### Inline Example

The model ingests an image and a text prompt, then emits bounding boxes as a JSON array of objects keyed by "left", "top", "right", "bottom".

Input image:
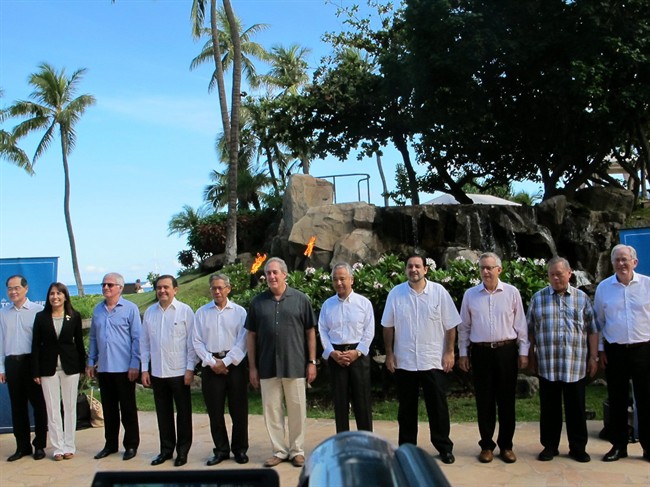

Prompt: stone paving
[{"left": 1, "top": 412, "right": 648, "bottom": 487}]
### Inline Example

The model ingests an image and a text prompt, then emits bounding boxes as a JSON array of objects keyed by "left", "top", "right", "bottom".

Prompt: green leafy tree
[
  {"left": 7, "top": 63, "right": 95, "bottom": 296},
  {"left": 191, "top": 0, "right": 243, "bottom": 264}
]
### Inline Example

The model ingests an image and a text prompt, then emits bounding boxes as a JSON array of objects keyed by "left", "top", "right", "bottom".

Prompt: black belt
[
  {"left": 472, "top": 339, "right": 517, "bottom": 349},
  {"left": 212, "top": 351, "right": 230, "bottom": 359},
  {"left": 6, "top": 354, "right": 30, "bottom": 361},
  {"left": 605, "top": 340, "right": 650, "bottom": 349},
  {"left": 333, "top": 343, "right": 359, "bottom": 352}
]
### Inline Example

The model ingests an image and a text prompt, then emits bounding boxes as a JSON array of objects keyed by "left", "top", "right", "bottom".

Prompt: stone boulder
[
  {"left": 332, "top": 229, "right": 385, "bottom": 266},
  {"left": 289, "top": 202, "right": 377, "bottom": 250},
  {"left": 280, "top": 174, "right": 333, "bottom": 238}
]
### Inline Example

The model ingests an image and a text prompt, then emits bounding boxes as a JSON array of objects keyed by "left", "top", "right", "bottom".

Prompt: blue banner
[
  {"left": 619, "top": 227, "right": 650, "bottom": 276},
  {"left": 0, "top": 257, "right": 58, "bottom": 434}
]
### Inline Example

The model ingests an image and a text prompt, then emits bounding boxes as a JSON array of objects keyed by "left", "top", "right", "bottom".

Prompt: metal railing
[{"left": 315, "top": 173, "right": 371, "bottom": 204}]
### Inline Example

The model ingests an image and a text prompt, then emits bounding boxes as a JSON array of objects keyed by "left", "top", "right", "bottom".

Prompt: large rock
[
  {"left": 280, "top": 174, "right": 333, "bottom": 237},
  {"left": 289, "top": 202, "right": 377, "bottom": 250},
  {"left": 332, "top": 229, "right": 385, "bottom": 266}
]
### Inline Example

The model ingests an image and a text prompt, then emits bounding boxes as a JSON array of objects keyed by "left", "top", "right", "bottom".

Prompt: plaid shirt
[{"left": 527, "top": 285, "right": 596, "bottom": 383}]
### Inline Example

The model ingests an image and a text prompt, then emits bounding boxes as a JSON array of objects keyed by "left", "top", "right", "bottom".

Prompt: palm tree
[
  {"left": 168, "top": 205, "right": 208, "bottom": 237},
  {"left": 0, "top": 89, "right": 32, "bottom": 174},
  {"left": 189, "top": 7, "right": 269, "bottom": 90},
  {"left": 191, "top": 0, "right": 243, "bottom": 265},
  {"left": 261, "top": 44, "right": 311, "bottom": 96},
  {"left": 7, "top": 63, "right": 95, "bottom": 296},
  {"left": 260, "top": 44, "right": 313, "bottom": 174},
  {"left": 204, "top": 112, "right": 271, "bottom": 211}
]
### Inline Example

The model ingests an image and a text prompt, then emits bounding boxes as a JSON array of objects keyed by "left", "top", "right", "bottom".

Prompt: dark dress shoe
[
  {"left": 174, "top": 456, "right": 187, "bottom": 467},
  {"left": 568, "top": 451, "right": 591, "bottom": 463},
  {"left": 602, "top": 447, "right": 627, "bottom": 462},
  {"left": 499, "top": 449, "right": 517, "bottom": 463},
  {"left": 94, "top": 447, "right": 118, "bottom": 459},
  {"left": 206, "top": 453, "right": 229, "bottom": 466},
  {"left": 33, "top": 449, "right": 45, "bottom": 460},
  {"left": 537, "top": 447, "right": 559, "bottom": 461},
  {"left": 151, "top": 453, "right": 172, "bottom": 466},
  {"left": 123, "top": 449, "right": 137, "bottom": 461},
  {"left": 234, "top": 452, "right": 249, "bottom": 464},
  {"left": 7, "top": 450, "right": 31, "bottom": 462},
  {"left": 439, "top": 451, "right": 455, "bottom": 464}
]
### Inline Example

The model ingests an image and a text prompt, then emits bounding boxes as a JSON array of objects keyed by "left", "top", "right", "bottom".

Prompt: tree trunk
[
  {"left": 210, "top": 0, "right": 230, "bottom": 140},
  {"left": 60, "top": 133, "right": 84, "bottom": 296},
  {"left": 222, "top": 0, "right": 241, "bottom": 264},
  {"left": 637, "top": 121, "right": 649, "bottom": 200},
  {"left": 392, "top": 133, "right": 419, "bottom": 205},
  {"left": 375, "top": 151, "right": 389, "bottom": 207}
]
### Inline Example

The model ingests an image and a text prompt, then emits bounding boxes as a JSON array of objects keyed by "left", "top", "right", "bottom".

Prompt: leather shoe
[
  {"left": 537, "top": 447, "right": 559, "bottom": 461},
  {"left": 151, "top": 453, "right": 172, "bottom": 466},
  {"left": 33, "top": 449, "right": 45, "bottom": 461},
  {"left": 478, "top": 449, "right": 493, "bottom": 463},
  {"left": 206, "top": 453, "right": 229, "bottom": 466},
  {"left": 602, "top": 447, "right": 627, "bottom": 462},
  {"left": 234, "top": 452, "right": 249, "bottom": 464},
  {"left": 174, "top": 456, "right": 187, "bottom": 467},
  {"left": 94, "top": 447, "right": 118, "bottom": 459},
  {"left": 291, "top": 455, "right": 305, "bottom": 467},
  {"left": 500, "top": 449, "right": 517, "bottom": 463},
  {"left": 123, "top": 449, "right": 137, "bottom": 461},
  {"left": 439, "top": 451, "right": 455, "bottom": 464},
  {"left": 264, "top": 455, "right": 284, "bottom": 467},
  {"left": 7, "top": 450, "right": 31, "bottom": 462},
  {"left": 569, "top": 450, "right": 591, "bottom": 463}
]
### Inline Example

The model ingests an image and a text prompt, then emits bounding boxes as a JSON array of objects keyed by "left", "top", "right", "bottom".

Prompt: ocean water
[{"left": 68, "top": 284, "right": 103, "bottom": 296}]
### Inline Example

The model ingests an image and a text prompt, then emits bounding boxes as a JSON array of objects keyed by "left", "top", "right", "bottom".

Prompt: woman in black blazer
[{"left": 32, "top": 282, "right": 85, "bottom": 461}]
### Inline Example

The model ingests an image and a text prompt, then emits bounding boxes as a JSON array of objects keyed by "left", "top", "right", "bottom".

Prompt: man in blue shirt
[{"left": 86, "top": 272, "right": 141, "bottom": 461}]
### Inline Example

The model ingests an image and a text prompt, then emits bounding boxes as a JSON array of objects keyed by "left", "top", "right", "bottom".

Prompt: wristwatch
[
  {"left": 356, "top": 350, "right": 362, "bottom": 358},
  {"left": 589, "top": 356, "right": 599, "bottom": 362},
  {"left": 308, "top": 359, "right": 317, "bottom": 365}
]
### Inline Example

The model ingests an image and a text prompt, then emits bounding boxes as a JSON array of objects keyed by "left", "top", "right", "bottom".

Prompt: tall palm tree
[
  {"left": 7, "top": 63, "right": 95, "bottom": 296},
  {"left": 189, "top": 7, "right": 269, "bottom": 90},
  {"left": 0, "top": 89, "right": 32, "bottom": 174},
  {"left": 191, "top": 0, "right": 242, "bottom": 264},
  {"left": 261, "top": 44, "right": 311, "bottom": 96}
]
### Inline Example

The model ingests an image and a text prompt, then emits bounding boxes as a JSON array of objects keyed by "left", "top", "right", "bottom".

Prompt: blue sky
[{"left": 1, "top": 0, "right": 406, "bottom": 286}]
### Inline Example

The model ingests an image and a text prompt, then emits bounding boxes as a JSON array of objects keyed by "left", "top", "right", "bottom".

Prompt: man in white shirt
[
  {"left": 0, "top": 275, "right": 47, "bottom": 461},
  {"left": 382, "top": 255, "right": 461, "bottom": 464},
  {"left": 458, "top": 252, "right": 529, "bottom": 464},
  {"left": 193, "top": 273, "right": 249, "bottom": 466},
  {"left": 319, "top": 262, "right": 375, "bottom": 433},
  {"left": 141, "top": 275, "right": 197, "bottom": 467},
  {"left": 594, "top": 244, "right": 650, "bottom": 463}
]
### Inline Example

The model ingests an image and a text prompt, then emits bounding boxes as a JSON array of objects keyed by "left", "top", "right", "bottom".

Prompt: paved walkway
[{"left": 1, "top": 412, "right": 648, "bottom": 487}]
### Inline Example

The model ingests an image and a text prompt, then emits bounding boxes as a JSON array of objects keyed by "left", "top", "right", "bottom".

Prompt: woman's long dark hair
[{"left": 43, "top": 282, "right": 76, "bottom": 317}]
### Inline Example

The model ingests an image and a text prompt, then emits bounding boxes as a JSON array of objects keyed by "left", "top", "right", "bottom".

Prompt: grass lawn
[{"left": 128, "top": 382, "right": 609, "bottom": 423}]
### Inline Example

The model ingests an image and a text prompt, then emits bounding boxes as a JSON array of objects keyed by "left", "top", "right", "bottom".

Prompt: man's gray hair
[
  {"left": 103, "top": 272, "right": 125, "bottom": 287},
  {"left": 331, "top": 262, "right": 354, "bottom": 278},
  {"left": 264, "top": 257, "right": 288, "bottom": 274},
  {"left": 611, "top": 244, "right": 637, "bottom": 262},
  {"left": 479, "top": 252, "right": 502, "bottom": 267},
  {"left": 547, "top": 256, "right": 571, "bottom": 271},
  {"left": 209, "top": 273, "right": 231, "bottom": 287}
]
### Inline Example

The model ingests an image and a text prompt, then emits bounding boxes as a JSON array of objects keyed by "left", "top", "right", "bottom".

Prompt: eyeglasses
[
  {"left": 210, "top": 286, "right": 228, "bottom": 292},
  {"left": 101, "top": 283, "right": 119, "bottom": 288},
  {"left": 479, "top": 265, "right": 499, "bottom": 271}
]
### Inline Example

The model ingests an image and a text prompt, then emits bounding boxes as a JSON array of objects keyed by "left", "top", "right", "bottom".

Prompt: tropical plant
[
  {"left": 260, "top": 44, "right": 311, "bottom": 96},
  {"left": 1, "top": 89, "right": 33, "bottom": 174},
  {"left": 6, "top": 63, "right": 95, "bottom": 296},
  {"left": 191, "top": 0, "right": 242, "bottom": 265},
  {"left": 168, "top": 204, "right": 208, "bottom": 237},
  {"left": 189, "top": 6, "right": 269, "bottom": 90}
]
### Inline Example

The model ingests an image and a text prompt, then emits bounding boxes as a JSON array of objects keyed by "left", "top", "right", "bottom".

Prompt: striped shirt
[{"left": 527, "top": 285, "right": 596, "bottom": 383}]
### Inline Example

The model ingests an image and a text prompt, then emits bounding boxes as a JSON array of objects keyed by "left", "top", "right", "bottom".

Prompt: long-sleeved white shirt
[
  {"left": 319, "top": 291, "right": 375, "bottom": 359},
  {"left": 0, "top": 298, "right": 43, "bottom": 374},
  {"left": 140, "top": 298, "right": 197, "bottom": 378},
  {"left": 193, "top": 299, "right": 247, "bottom": 367}
]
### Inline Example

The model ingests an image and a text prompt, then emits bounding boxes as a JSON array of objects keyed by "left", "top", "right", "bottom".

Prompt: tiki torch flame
[
  {"left": 304, "top": 235, "right": 317, "bottom": 257},
  {"left": 250, "top": 253, "right": 267, "bottom": 274}
]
